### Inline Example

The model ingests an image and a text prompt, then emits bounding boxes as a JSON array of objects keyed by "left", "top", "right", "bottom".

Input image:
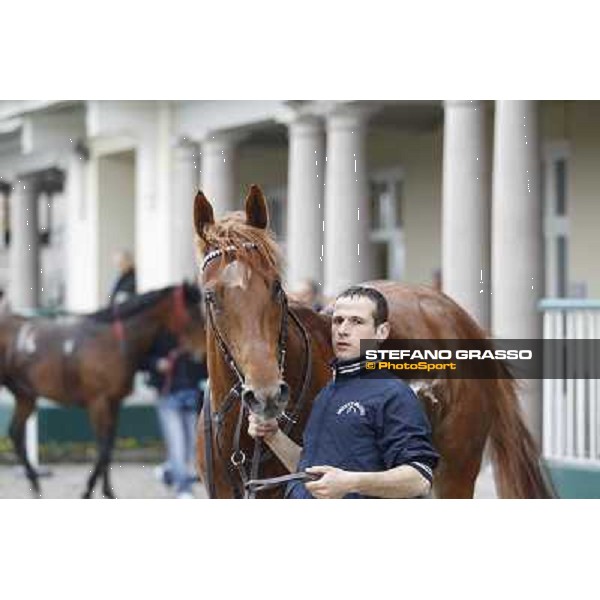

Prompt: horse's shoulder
[{"left": 289, "top": 302, "right": 333, "bottom": 355}]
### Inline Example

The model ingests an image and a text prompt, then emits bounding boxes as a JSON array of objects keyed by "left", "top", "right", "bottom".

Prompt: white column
[
  {"left": 170, "top": 140, "right": 199, "bottom": 282},
  {"left": 9, "top": 174, "right": 40, "bottom": 309},
  {"left": 442, "top": 100, "right": 491, "bottom": 329},
  {"left": 286, "top": 115, "right": 325, "bottom": 290},
  {"left": 65, "top": 149, "right": 97, "bottom": 311},
  {"left": 200, "top": 131, "right": 242, "bottom": 216},
  {"left": 324, "top": 105, "right": 374, "bottom": 297},
  {"left": 492, "top": 100, "right": 543, "bottom": 441}
]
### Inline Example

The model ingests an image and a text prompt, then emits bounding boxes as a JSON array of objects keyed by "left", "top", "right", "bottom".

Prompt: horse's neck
[
  {"left": 120, "top": 302, "right": 169, "bottom": 363},
  {"left": 203, "top": 306, "right": 333, "bottom": 498}
]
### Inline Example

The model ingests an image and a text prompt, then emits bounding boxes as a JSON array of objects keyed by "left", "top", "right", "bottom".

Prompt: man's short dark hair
[{"left": 336, "top": 286, "right": 389, "bottom": 327}]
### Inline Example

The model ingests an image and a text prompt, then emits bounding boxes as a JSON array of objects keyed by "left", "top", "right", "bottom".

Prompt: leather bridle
[{"left": 201, "top": 243, "right": 313, "bottom": 499}]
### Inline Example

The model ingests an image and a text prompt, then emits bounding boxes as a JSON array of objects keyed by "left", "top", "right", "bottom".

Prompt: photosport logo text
[{"left": 359, "top": 339, "right": 600, "bottom": 380}]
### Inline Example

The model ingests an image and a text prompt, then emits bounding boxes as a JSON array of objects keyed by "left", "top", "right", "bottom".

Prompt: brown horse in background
[
  {"left": 0, "top": 283, "right": 205, "bottom": 498},
  {"left": 193, "top": 185, "right": 552, "bottom": 499}
]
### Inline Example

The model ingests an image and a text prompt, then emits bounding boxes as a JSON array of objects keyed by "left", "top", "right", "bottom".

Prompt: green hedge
[{"left": 0, "top": 404, "right": 162, "bottom": 444}]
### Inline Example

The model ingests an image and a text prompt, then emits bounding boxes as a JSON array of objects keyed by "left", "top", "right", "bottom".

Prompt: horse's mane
[
  {"left": 198, "top": 211, "right": 283, "bottom": 281},
  {"left": 87, "top": 286, "right": 175, "bottom": 323}
]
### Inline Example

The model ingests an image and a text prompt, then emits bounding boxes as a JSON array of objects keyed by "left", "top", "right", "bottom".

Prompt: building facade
[{"left": 1, "top": 100, "right": 599, "bottom": 489}]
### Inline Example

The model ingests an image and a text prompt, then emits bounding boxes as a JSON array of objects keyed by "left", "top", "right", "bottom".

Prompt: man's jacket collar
[{"left": 330, "top": 357, "right": 368, "bottom": 380}]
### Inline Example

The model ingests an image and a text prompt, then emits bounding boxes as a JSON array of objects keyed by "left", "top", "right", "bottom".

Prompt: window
[
  {"left": 543, "top": 143, "right": 570, "bottom": 298},
  {"left": 368, "top": 168, "right": 405, "bottom": 281},
  {"left": 38, "top": 192, "right": 52, "bottom": 246},
  {"left": 264, "top": 187, "right": 287, "bottom": 243},
  {"left": 555, "top": 159, "right": 567, "bottom": 216}
]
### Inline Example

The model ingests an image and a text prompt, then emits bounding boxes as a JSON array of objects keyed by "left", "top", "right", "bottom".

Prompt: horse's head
[
  {"left": 166, "top": 281, "right": 207, "bottom": 359},
  {"left": 194, "top": 184, "right": 290, "bottom": 420}
]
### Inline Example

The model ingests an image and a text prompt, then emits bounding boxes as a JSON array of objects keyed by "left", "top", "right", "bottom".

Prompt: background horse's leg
[
  {"left": 8, "top": 395, "right": 41, "bottom": 497},
  {"left": 100, "top": 402, "right": 120, "bottom": 499},
  {"left": 82, "top": 396, "right": 118, "bottom": 499}
]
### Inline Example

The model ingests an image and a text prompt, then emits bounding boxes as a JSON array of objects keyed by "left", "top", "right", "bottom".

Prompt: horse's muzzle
[{"left": 242, "top": 381, "right": 290, "bottom": 419}]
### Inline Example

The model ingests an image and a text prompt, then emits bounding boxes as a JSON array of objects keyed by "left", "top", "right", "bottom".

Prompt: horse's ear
[
  {"left": 194, "top": 190, "right": 215, "bottom": 240},
  {"left": 245, "top": 184, "right": 269, "bottom": 230}
]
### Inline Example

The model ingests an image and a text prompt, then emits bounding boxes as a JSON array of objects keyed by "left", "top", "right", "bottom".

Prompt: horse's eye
[{"left": 272, "top": 280, "right": 282, "bottom": 299}]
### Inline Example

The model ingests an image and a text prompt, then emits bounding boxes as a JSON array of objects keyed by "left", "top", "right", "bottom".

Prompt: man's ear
[{"left": 375, "top": 321, "right": 391, "bottom": 341}]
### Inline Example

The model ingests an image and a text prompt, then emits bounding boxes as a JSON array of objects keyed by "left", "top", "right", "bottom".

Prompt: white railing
[{"left": 540, "top": 299, "right": 600, "bottom": 465}]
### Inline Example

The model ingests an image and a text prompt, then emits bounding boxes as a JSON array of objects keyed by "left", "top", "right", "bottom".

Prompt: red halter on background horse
[{"left": 194, "top": 185, "right": 553, "bottom": 499}]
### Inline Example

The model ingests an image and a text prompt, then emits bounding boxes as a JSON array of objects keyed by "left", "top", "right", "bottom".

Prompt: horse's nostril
[
  {"left": 242, "top": 388, "right": 258, "bottom": 409},
  {"left": 279, "top": 382, "right": 290, "bottom": 404}
]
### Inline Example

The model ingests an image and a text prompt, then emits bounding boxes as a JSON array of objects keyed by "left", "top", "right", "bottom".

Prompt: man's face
[
  {"left": 332, "top": 296, "right": 389, "bottom": 361},
  {"left": 114, "top": 252, "right": 130, "bottom": 273}
]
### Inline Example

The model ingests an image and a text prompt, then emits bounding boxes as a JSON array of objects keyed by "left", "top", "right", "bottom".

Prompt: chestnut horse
[
  {"left": 0, "top": 283, "right": 205, "bottom": 498},
  {"left": 194, "top": 185, "right": 552, "bottom": 499}
]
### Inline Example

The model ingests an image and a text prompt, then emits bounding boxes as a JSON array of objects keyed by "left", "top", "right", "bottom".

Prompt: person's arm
[
  {"left": 247, "top": 414, "right": 302, "bottom": 473},
  {"left": 265, "top": 429, "right": 303, "bottom": 473},
  {"left": 304, "top": 464, "right": 430, "bottom": 499}
]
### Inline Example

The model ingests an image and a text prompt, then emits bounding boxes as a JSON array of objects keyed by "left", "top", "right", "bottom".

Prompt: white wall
[
  {"left": 8, "top": 100, "right": 600, "bottom": 313},
  {"left": 40, "top": 190, "right": 66, "bottom": 307},
  {"left": 98, "top": 151, "right": 136, "bottom": 303},
  {"left": 541, "top": 101, "right": 600, "bottom": 299},
  {"left": 175, "top": 101, "right": 284, "bottom": 140},
  {"left": 22, "top": 106, "right": 86, "bottom": 155},
  {"left": 87, "top": 101, "right": 176, "bottom": 294},
  {"left": 238, "top": 144, "right": 288, "bottom": 196},
  {"left": 238, "top": 127, "right": 445, "bottom": 288},
  {"left": 167, "top": 141, "right": 199, "bottom": 284},
  {"left": 367, "top": 126, "right": 443, "bottom": 286}
]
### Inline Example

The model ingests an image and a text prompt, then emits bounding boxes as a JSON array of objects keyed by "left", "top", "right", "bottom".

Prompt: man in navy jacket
[{"left": 248, "top": 286, "right": 439, "bottom": 499}]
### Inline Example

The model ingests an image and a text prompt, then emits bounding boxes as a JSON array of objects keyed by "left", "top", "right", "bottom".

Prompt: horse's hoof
[
  {"left": 81, "top": 491, "right": 92, "bottom": 499},
  {"left": 103, "top": 491, "right": 117, "bottom": 499}
]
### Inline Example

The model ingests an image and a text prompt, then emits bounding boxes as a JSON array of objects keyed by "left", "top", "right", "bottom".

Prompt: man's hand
[
  {"left": 304, "top": 466, "right": 357, "bottom": 499},
  {"left": 247, "top": 412, "right": 279, "bottom": 442}
]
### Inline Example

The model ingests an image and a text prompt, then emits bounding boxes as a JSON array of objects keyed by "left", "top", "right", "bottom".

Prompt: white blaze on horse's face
[
  {"left": 220, "top": 260, "right": 250, "bottom": 290},
  {"left": 214, "top": 259, "right": 288, "bottom": 420}
]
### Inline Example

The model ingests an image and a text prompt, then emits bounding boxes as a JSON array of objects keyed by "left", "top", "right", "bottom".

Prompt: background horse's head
[
  {"left": 175, "top": 281, "right": 207, "bottom": 359},
  {"left": 194, "top": 185, "right": 290, "bottom": 419}
]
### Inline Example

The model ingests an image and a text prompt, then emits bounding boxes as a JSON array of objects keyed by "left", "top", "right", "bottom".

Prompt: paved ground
[
  {"left": 474, "top": 463, "right": 498, "bottom": 499},
  {"left": 0, "top": 462, "right": 208, "bottom": 499},
  {"left": 0, "top": 461, "right": 497, "bottom": 499}
]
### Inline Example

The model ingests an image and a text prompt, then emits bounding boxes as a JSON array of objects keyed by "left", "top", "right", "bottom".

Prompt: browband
[{"left": 201, "top": 243, "right": 259, "bottom": 272}]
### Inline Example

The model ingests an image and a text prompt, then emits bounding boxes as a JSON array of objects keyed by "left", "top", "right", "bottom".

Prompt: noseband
[{"left": 201, "top": 243, "right": 312, "bottom": 499}]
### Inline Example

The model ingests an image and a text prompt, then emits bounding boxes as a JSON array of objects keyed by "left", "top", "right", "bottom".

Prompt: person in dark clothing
[
  {"left": 109, "top": 250, "right": 137, "bottom": 305},
  {"left": 248, "top": 286, "right": 439, "bottom": 499},
  {"left": 142, "top": 330, "right": 208, "bottom": 498}
]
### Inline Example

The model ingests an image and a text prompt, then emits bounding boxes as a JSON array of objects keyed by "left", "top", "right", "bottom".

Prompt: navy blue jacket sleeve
[{"left": 376, "top": 384, "right": 439, "bottom": 481}]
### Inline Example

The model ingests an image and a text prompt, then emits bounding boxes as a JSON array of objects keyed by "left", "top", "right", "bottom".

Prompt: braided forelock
[{"left": 196, "top": 211, "right": 283, "bottom": 282}]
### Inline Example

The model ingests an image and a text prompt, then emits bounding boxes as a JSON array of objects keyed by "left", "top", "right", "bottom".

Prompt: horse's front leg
[
  {"left": 82, "top": 397, "right": 119, "bottom": 499},
  {"left": 8, "top": 395, "right": 42, "bottom": 498}
]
